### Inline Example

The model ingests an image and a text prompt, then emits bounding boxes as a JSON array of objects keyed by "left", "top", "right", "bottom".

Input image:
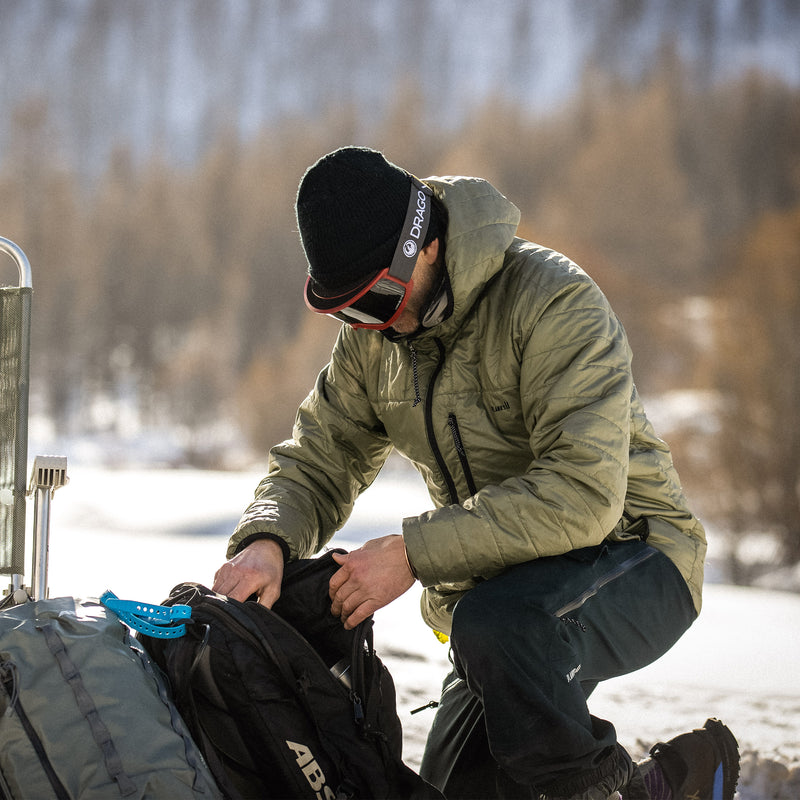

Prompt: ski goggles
[{"left": 304, "top": 178, "right": 433, "bottom": 329}]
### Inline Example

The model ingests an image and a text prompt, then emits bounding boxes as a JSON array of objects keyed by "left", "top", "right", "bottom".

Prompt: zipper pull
[
  {"left": 447, "top": 413, "right": 465, "bottom": 456},
  {"left": 410, "top": 700, "right": 440, "bottom": 715},
  {"left": 409, "top": 343, "right": 422, "bottom": 407},
  {"left": 350, "top": 690, "right": 364, "bottom": 724}
]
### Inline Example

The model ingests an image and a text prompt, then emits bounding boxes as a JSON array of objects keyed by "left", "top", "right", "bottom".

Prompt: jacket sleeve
[
  {"left": 228, "top": 327, "right": 393, "bottom": 560},
  {"left": 403, "top": 275, "right": 634, "bottom": 586}
]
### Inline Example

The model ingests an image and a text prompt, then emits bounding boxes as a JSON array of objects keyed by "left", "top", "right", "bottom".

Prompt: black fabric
[
  {"left": 39, "top": 624, "right": 137, "bottom": 796},
  {"left": 144, "top": 550, "right": 442, "bottom": 800},
  {"left": 417, "top": 673, "right": 497, "bottom": 800},
  {"left": 297, "top": 147, "right": 413, "bottom": 295},
  {"left": 532, "top": 744, "right": 634, "bottom": 799},
  {"left": 420, "top": 541, "right": 697, "bottom": 796}
]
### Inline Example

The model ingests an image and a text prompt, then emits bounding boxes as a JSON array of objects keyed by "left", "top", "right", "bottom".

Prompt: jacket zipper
[
  {"left": 416, "top": 339, "right": 459, "bottom": 505},
  {"left": 409, "top": 344, "right": 422, "bottom": 407},
  {"left": 447, "top": 413, "right": 478, "bottom": 496}
]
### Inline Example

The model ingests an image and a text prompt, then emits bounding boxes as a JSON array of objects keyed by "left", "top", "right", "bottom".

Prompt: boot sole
[{"left": 703, "top": 718, "right": 740, "bottom": 800}]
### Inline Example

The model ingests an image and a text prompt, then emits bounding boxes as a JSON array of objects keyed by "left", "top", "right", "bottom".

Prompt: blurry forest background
[{"left": 1, "top": 0, "right": 799, "bottom": 583}]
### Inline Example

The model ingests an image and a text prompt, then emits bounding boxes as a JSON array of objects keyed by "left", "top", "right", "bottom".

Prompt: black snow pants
[{"left": 418, "top": 539, "right": 697, "bottom": 798}]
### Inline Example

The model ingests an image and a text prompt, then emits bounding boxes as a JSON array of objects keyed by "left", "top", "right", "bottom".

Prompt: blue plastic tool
[{"left": 100, "top": 591, "right": 191, "bottom": 638}]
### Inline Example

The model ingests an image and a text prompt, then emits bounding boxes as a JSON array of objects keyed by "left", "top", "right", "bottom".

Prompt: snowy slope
[{"left": 38, "top": 464, "right": 800, "bottom": 798}]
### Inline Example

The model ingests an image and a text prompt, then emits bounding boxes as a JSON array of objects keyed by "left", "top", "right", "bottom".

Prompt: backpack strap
[
  {"left": 38, "top": 623, "right": 138, "bottom": 797},
  {"left": 2, "top": 658, "right": 70, "bottom": 800},
  {"left": 160, "top": 620, "right": 248, "bottom": 800}
]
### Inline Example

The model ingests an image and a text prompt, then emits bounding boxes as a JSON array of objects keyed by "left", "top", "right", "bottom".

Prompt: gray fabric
[
  {"left": 40, "top": 623, "right": 138, "bottom": 796},
  {"left": 0, "top": 596, "right": 222, "bottom": 799}
]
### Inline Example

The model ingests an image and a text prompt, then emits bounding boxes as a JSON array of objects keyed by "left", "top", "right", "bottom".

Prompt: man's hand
[
  {"left": 213, "top": 538, "right": 285, "bottom": 607},
  {"left": 329, "top": 535, "right": 416, "bottom": 630}
]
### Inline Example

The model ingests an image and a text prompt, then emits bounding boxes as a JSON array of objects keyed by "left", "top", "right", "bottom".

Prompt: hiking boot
[{"left": 638, "top": 718, "right": 740, "bottom": 800}]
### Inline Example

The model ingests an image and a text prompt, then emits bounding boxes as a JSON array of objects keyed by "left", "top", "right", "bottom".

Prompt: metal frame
[
  {"left": 28, "top": 456, "right": 69, "bottom": 600},
  {"left": 1, "top": 237, "right": 32, "bottom": 598},
  {"left": 0, "top": 237, "right": 33, "bottom": 289},
  {"left": 1, "top": 237, "right": 68, "bottom": 603}
]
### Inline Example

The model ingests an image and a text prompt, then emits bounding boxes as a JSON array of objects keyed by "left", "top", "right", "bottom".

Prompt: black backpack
[{"left": 142, "top": 550, "right": 443, "bottom": 800}]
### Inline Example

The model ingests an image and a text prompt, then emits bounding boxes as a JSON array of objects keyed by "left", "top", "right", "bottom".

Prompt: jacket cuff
[
  {"left": 233, "top": 532, "right": 291, "bottom": 563},
  {"left": 402, "top": 516, "right": 435, "bottom": 586}
]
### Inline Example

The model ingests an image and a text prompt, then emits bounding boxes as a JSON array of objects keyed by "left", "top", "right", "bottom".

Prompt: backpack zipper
[
  {"left": 1, "top": 661, "right": 70, "bottom": 800},
  {"left": 447, "top": 413, "right": 478, "bottom": 496}
]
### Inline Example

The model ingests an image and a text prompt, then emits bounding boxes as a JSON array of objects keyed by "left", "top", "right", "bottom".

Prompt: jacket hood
[{"left": 422, "top": 176, "right": 521, "bottom": 336}]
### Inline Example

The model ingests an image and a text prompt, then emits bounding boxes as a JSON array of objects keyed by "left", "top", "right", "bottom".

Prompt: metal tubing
[
  {"left": 1, "top": 236, "right": 32, "bottom": 594},
  {"left": 0, "top": 236, "right": 33, "bottom": 288},
  {"left": 31, "top": 486, "right": 52, "bottom": 600},
  {"left": 28, "top": 456, "right": 68, "bottom": 601}
]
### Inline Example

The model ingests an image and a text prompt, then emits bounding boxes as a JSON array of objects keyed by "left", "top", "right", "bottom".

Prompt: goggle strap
[{"left": 387, "top": 178, "right": 432, "bottom": 283}]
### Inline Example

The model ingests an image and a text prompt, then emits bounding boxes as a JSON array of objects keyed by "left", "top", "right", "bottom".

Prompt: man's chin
[
  {"left": 380, "top": 326, "right": 407, "bottom": 342},
  {"left": 380, "top": 323, "right": 424, "bottom": 342}
]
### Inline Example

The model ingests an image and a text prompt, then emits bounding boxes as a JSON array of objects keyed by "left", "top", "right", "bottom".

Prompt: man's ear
[{"left": 421, "top": 238, "right": 439, "bottom": 264}]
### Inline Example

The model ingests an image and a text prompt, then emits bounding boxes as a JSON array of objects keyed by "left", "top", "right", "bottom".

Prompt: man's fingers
[
  {"left": 338, "top": 587, "right": 374, "bottom": 619},
  {"left": 213, "top": 560, "right": 254, "bottom": 596},
  {"left": 328, "top": 537, "right": 414, "bottom": 627},
  {"left": 212, "top": 564, "right": 244, "bottom": 598},
  {"left": 328, "top": 554, "right": 350, "bottom": 595},
  {"left": 213, "top": 572, "right": 254, "bottom": 603},
  {"left": 212, "top": 539, "right": 285, "bottom": 608},
  {"left": 256, "top": 584, "right": 280, "bottom": 609},
  {"left": 334, "top": 586, "right": 381, "bottom": 628},
  {"left": 341, "top": 598, "right": 378, "bottom": 630},
  {"left": 329, "top": 553, "right": 355, "bottom": 617},
  {"left": 214, "top": 571, "right": 277, "bottom": 607},
  {"left": 330, "top": 575, "right": 358, "bottom": 617}
]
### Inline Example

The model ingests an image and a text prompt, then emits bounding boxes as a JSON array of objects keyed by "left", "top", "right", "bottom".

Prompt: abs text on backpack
[
  {"left": 0, "top": 595, "right": 222, "bottom": 799},
  {"left": 143, "top": 550, "right": 442, "bottom": 800}
]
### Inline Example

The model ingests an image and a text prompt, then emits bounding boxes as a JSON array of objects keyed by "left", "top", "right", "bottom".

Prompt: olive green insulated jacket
[{"left": 230, "top": 176, "right": 706, "bottom": 635}]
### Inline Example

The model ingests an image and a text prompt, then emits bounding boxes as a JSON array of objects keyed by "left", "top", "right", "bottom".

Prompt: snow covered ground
[{"left": 33, "top": 463, "right": 800, "bottom": 799}]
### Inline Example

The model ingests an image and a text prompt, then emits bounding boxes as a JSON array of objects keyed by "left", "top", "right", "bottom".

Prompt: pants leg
[
  {"left": 419, "top": 672, "right": 496, "bottom": 799},
  {"left": 419, "top": 540, "right": 696, "bottom": 795}
]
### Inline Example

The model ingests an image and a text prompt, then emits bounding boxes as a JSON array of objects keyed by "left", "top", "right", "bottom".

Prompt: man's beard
[{"left": 381, "top": 266, "right": 453, "bottom": 342}]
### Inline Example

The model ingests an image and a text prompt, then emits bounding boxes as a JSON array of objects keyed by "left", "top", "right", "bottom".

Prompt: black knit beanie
[{"left": 296, "top": 147, "right": 413, "bottom": 295}]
